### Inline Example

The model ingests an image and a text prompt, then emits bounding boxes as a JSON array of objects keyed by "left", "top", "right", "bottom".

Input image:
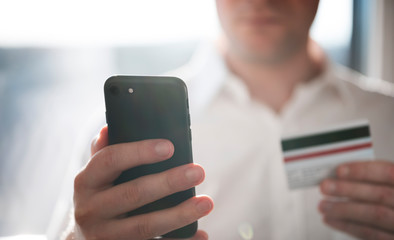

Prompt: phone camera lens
[{"left": 109, "top": 85, "right": 120, "bottom": 96}]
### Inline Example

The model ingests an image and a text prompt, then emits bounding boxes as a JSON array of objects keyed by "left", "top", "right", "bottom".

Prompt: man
[{"left": 67, "top": 0, "right": 394, "bottom": 239}]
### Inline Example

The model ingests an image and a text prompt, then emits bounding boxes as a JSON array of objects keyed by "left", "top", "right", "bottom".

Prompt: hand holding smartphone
[{"left": 104, "top": 75, "right": 198, "bottom": 238}]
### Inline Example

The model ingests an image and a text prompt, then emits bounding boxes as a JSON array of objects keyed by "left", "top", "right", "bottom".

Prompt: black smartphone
[{"left": 104, "top": 75, "right": 196, "bottom": 238}]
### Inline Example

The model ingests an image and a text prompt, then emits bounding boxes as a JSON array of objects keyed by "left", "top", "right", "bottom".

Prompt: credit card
[{"left": 281, "top": 120, "right": 374, "bottom": 190}]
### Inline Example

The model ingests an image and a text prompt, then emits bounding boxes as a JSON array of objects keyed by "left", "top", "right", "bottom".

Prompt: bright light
[
  {"left": 0, "top": 0, "right": 352, "bottom": 48},
  {"left": 311, "top": 0, "right": 353, "bottom": 48},
  {"left": 0, "top": 0, "right": 219, "bottom": 47}
]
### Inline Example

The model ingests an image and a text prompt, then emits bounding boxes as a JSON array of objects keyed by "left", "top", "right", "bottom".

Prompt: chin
[
  {"left": 232, "top": 28, "right": 303, "bottom": 63},
  {"left": 236, "top": 37, "right": 280, "bottom": 60}
]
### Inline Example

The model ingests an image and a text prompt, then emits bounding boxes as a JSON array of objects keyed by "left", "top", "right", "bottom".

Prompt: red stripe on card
[{"left": 284, "top": 142, "right": 372, "bottom": 163}]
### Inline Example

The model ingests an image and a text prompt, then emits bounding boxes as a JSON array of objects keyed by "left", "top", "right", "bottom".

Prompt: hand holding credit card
[{"left": 281, "top": 120, "right": 374, "bottom": 190}]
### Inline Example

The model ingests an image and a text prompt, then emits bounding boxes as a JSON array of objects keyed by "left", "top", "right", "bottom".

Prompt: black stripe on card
[{"left": 281, "top": 125, "right": 370, "bottom": 151}]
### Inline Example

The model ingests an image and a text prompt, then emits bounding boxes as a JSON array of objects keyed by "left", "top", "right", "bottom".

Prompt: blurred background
[{"left": 0, "top": 0, "right": 393, "bottom": 238}]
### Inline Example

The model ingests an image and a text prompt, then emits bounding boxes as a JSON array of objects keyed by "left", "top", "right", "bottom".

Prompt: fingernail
[
  {"left": 154, "top": 141, "right": 170, "bottom": 157},
  {"left": 324, "top": 181, "right": 336, "bottom": 193},
  {"left": 185, "top": 167, "right": 203, "bottom": 183},
  {"left": 338, "top": 166, "right": 349, "bottom": 177},
  {"left": 196, "top": 199, "right": 212, "bottom": 214},
  {"left": 93, "top": 135, "right": 99, "bottom": 146},
  {"left": 321, "top": 201, "right": 334, "bottom": 213}
]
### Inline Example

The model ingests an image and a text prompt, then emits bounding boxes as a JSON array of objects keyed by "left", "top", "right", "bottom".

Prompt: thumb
[{"left": 91, "top": 125, "right": 109, "bottom": 156}]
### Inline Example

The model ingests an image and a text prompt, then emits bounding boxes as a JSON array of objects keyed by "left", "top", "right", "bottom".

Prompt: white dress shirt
[{"left": 173, "top": 43, "right": 394, "bottom": 240}]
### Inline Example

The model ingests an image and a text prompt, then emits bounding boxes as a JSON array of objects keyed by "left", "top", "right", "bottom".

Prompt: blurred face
[{"left": 216, "top": 0, "right": 319, "bottom": 64}]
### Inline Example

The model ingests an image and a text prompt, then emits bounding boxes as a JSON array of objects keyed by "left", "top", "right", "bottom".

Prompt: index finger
[
  {"left": 78, "top": 139, "right": 174, "bottom": 189},
  {"left": 337, "top": 160, "right": 394, "bottom": 185}
]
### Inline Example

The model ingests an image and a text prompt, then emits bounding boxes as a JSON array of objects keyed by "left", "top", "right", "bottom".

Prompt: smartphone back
[{"left": 104, "top": 76, "right": 196, "bottom": 238}]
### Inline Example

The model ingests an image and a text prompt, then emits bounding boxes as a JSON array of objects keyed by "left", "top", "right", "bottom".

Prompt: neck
[{"left": 221, "top": 38, "right": 325, "bottom": 113}]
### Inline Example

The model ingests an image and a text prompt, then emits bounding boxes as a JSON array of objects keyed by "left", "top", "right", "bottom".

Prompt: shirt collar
[
  {"left": 279, "top": 59, "right": 356, "bottom": 120},
  {"left": 181, "top": 42, "right": 354, "bottom": 118},
  {"left": 178, "top": 41, "right": 229, "bottom": 117}
]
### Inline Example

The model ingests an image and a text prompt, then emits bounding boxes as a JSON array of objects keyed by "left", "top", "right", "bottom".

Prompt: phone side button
[
  {"left": 189, "top": 128, "right": 192, "bottom": 141},
  {"left": 187, "top": 113, "right": 191, "bottom": 126}
]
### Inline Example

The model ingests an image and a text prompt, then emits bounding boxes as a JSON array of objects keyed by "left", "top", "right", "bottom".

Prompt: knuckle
[
  {"left": 362, "top": 227, "right": 375, "bottom": 240},
  {"left": 101, "top": 146, "right": 118, "bottom": 170},
  {"left": 179, "top": 211, "right": 195, "bottom": 224},
  {"left": 353, "top": 164, "right": 363, "bottom": 178},
  {"left": 82, "top": 229, "right": 103, "bottom": 240},
  {"left": 74, "top": 204, "right": 95, "bottom": 227},
  {"left": 377, "top": 187, "right": 394, "bottom": 205},
  {"left": 375, "top": 233, "right": 386, "bottom": 240},
  {"left": 334, "top": 203, "right": 346, "bottom": 216},
  {"left": 135, "top": 141, "right": 145, "bottom": 163},
  {"left": 371, "top": 205, "right": 388, "bottom": 223},
  {"left": 177, "top": 206, "right": 196, "bottom": 224},
  {"left": 388, "top": 166, "right": 394, "bottom": 184},
  {"left": 122, "top": 184, "right": 143, "bottom": 206},
  {"left": 164, "top": 173, "right": 179, "bottom": 191},
  {"left": 93, "top": 232, "right": 111, "bottom": 240},
  {"left": 335, "top": 181, "right": 344, "bottom": 194},
  {"left": 86, "top": 232, "right": 111, "bottom": 240},
  {"left": 378, "top": 232, "right": 394, "bottom": 240},
  {"left": 136, "top": 216, "right": 154, "bottom": 239},
  {"left": 74, "top": 172, "right": 86, "bottom": 192}
]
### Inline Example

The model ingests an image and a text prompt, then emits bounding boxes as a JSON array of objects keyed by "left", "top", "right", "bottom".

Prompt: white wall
[{"left": 368, "top": 0, "right": 394, "bottom": 82}]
